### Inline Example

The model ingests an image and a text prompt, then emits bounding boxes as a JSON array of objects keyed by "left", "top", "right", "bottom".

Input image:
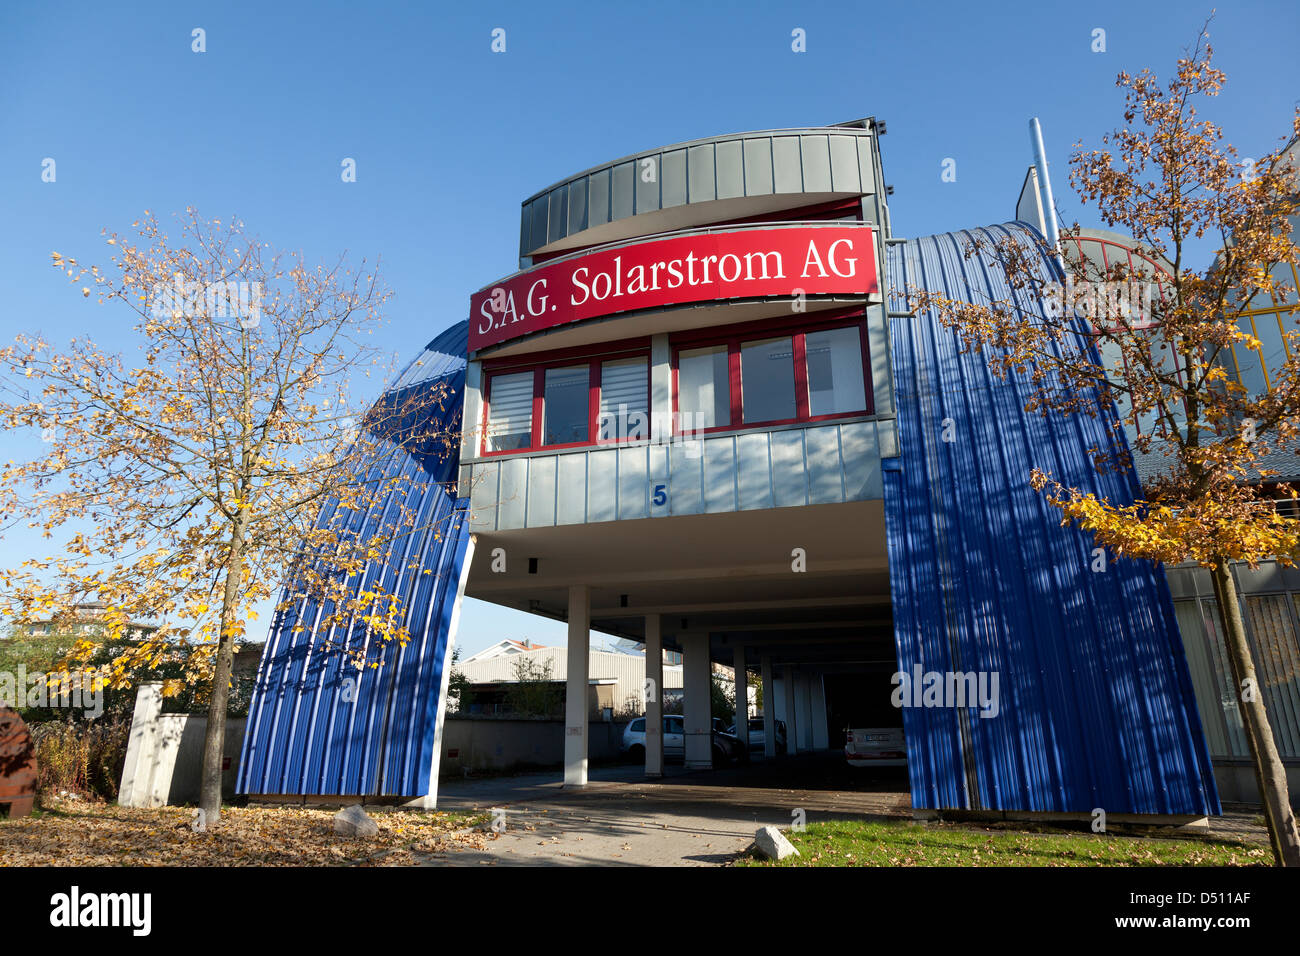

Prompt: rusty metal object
[{"left": 0, "top": 708, "right": 37, "bottom": 818}]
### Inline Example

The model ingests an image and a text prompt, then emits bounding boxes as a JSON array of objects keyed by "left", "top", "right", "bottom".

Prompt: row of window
[{"left": 480, "top": 315, "right": 872, "bottom": 455}]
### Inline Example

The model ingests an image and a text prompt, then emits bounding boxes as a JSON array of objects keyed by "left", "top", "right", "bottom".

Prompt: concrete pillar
[
  {"left": 681, "top": 632, "right": 712, "bottom": 770},
  {"left": 119, "top": 682, "right": 164, "bottom": 808},
  {"left": 784, "top": 665, "right": 799, "bottom": 756},
  {"left": 734, "top": 646, "right": 749, "bottom": 751},
  {"left": 564, "top": 585, "right": 590, "bottom": 787},
  {"left": 644, "top": 614, "right": 664, "bottom": 777},
  {"left": 760, "top": 654, "right": 776, "bottom": 758}
]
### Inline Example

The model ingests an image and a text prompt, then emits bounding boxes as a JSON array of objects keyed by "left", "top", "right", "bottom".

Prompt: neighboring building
[
  {"left": 460, "top": 638, "right": 547, "bottom": 665},
  {"left": 7, "top": 602, "right": 158, "bottom": 641},
  {"left": 240, "top": 118, "right": 1226, "bottom": 819},
  {"left": 453, "top": 644, "right": 683, "bottom": 718}
]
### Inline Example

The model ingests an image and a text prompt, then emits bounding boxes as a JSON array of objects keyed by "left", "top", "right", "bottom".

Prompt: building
[
  {"left": 453, "top": 644, "right": 683, "bottom": 718},
  {"left": 459, "top": 638, "right": 547, "bottom": 665},
  {"left": 239, "top": 118, "right": 1243, "bottom": 818}
]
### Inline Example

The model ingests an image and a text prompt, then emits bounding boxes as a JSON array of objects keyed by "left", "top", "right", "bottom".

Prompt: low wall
[
  {"left": 118, "top": 683, "right": 245, "bottom": 807},
  {"left": 438, "top": 717, "right": 628, "bottom": 776}
]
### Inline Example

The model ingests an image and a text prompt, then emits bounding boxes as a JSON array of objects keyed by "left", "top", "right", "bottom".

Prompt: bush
[{"left": 31, "top": 716, "right": 131, "bottom": 801}]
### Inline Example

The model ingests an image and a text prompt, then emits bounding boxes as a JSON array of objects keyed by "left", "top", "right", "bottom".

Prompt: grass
[{"left": 736, "top": 819, "right": 1270, "bottom": 867}]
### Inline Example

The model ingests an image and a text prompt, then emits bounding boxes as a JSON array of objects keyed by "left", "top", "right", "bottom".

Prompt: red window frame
[
  {"left": 670, "top": 308, "right": 872, "bottom": 435},
  {"left": 479, "top": 338, "right": 652, "bottom": 456}
]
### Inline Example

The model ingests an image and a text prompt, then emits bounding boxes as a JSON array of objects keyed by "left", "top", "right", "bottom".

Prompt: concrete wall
[
  {"left": 119, "top": 683, "right": 245, "bottom": 808},
  {"left": 438, "top": 717, "right": 628, "bottom": 776}
]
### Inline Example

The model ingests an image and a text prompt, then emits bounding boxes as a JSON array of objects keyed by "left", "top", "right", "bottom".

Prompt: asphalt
[{"left": 428, "top": 753, "right": 911, "bottom": 866}]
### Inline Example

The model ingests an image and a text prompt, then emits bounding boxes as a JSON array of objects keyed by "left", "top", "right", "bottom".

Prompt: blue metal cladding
[
  {"left": 237, "top": 321, "right": 471, "bottom": 797},
  {"left": 884, "top": 224, "right": 1220, "bottom": 815}
]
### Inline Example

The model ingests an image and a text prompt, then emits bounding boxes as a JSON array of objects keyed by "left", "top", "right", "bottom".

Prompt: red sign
[{"left": 468, "top": 225, "right": 877, "bottom": 351}]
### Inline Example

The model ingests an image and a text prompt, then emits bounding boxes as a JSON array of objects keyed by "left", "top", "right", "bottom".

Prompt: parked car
[
  {"left": 724, "top": 717, "right": 787, "bottom": 754},
  {"left": 622, "top": 716, "right": 746, "bottom": 767},
  {"left": 844, "top": 727, "right": 906, "bottom": 767}
]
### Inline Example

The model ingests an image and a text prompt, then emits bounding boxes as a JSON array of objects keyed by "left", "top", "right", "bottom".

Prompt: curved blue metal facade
[
  {"left": 237, "top": 321, "right": 472, "bottom": 798},
  {"left": 884, "top": 223, "right": 1220, "bottom": 815}
]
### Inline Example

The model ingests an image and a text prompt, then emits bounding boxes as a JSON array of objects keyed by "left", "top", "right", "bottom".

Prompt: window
[
  {"left": 480, "top": 344, "right": 650, "bottom": 455},
  {"left": 484, "top": 371, "right": 534, "bottom": 453},
  {"left": 740, "top": 336, "right": 796, "bottom": 423},
  {"left": 542, "top": 365, "right": 589, "bottom": 446},
  {"left": 805, "top": 326, "right": 867, "bottom": 416},
  {"left": 677, "top": 345, "right": 729, "bottom": 428},
  {"left": 673, "top": 314, "right": 870, "bottom": 432},
  {"left": 598, "top": 356, "right": 649, "bottom": 441}
]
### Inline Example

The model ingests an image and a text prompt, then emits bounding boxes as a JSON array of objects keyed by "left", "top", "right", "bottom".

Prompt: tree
[
  {"left": 0, "top": 211, "right": 456, "bottom": 824},
  {"left": 446, "top": 646, "right": 471, "bottom": 713},
  {"left": 909, "top": 27, "right": 1300, "bottom": 865},
  {"left": 505, "top": 656, "right": 561, "bottom": 717},
  {"left": 710, "top": 672, "right": 734, "bottom": 723}
]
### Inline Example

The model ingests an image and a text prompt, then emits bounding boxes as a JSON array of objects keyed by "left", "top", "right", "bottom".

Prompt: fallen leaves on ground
[{"left": 0, "top": 799, "right": 489, "bottom": 867}]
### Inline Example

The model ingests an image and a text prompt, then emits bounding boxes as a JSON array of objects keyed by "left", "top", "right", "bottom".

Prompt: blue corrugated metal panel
[
  {"left": 885, "top": 224, "right": 1220, "bottom": 815},
  {"left": 237, "top": 322, "right": 471, "bottom": 797}
]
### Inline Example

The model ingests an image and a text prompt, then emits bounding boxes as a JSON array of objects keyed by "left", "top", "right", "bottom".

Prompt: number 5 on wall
[{"left": 650, "top": 483, "right": 668, "bottom": 510}]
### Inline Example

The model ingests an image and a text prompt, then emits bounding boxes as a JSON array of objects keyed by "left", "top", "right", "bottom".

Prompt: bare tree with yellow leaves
[{"left": 0, "top": 210, "right": 457, "bottom": 823}]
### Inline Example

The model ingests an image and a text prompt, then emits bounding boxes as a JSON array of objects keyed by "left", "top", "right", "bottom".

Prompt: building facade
[{"left": 238, "top": 119, "right": 1235, "bottom": 818}]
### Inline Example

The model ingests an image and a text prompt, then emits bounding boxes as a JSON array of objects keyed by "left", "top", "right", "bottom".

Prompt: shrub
[{"left": 31, "top": 716, "right": 131, "bottom": 801}]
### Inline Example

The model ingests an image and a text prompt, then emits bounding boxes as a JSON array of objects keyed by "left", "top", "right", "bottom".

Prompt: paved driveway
[{"left": 429, "top": 755, "right": 911, "bottom": 866}]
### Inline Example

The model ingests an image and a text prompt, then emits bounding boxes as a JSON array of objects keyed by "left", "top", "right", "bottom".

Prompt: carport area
[{"left": 433, "top": 753, "right": 911, "bottom": 866}]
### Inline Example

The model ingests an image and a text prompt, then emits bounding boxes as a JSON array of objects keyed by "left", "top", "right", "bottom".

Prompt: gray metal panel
[
  {"left": 547, "top": 185, "right": 568, "bottom": 245},
  {"left": 617, "top": 445, "right": 649, "bottom": 520},
  {"left": 742, "top": 138, "right": 773, "bottom": 196},
  {"left": 703, "top": 436, "right": 737, "bottom": 513},
  {"left": 877, "top": 419, "right": 898, "bottom": 459},
  {"left": 661, "top": 149, "right": 687, "bottom": 209},
  {"left": 829, "top": 135, "right": 861, "bottom": 193},
  {"left": 567, "top": 177, "right": 588, "bottom": 235},
  {"left": 866, "top": 304, "right": 893, "bottom": 415},
  {"left": 469, "top": 461, "right": 500, "bottom": 532},
  {"left": 556, "top": 452, "right": 587, "bottom": 525},
  {"left": 840, "top": 421, "right": 881, "bottom": 499},
  {"left": 529, "top": 200, "right": 549, "bottom": 256},
  {"left": 715, "top": 140, "right": 744, "bottom": 200},
  {"left": 800, "top": 135, "right": 832, "bottom": 193},
  {"left": 611, "top": 162, "right": 635, "bottom": 221},
  {"left": 687, "top": 144, "right": 715, "bottom": 204},
  {"left": 668, "top": 442, "right": 703, "bottom": 515},
  {"left": 735, "top": 432, "right": 774, "bottom": 510},
  {"left": 526, "top": 454, "right": 557, "bottom": 528},
  {"left": 588, "top": 168, "right": 610, "bottom": 227},
  {"left": 497, "top": 456, "right": 528, "bottom": 530},
  {"left": 635, "top": 154, "right": 660, "bottom": 214},
  {"left": 770, "top": 429, "right": 808, "bottom": 507},
  {"left": 772, "top": 136, "right": 803, "bottom": 194},
  {"left": 586, "top": 448, "right": 618, "bottom": 523},
  {"left": 805, "top": 424, "right": 843, "bottom": 504},
  {"left": 856, "top": 137, "right": 875, "bottom": 197}
]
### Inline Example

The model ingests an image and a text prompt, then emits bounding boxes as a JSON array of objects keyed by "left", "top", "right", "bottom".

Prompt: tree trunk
[
  {"left": 1210, "top": 558, "right": 1300, "bottom": 866},
  {"left": 198, "top": 518, "right": 247, "bottom": 826}
]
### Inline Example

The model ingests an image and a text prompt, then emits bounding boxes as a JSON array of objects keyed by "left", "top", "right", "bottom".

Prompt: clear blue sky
[{"left": 1, "top": 0, "right": 1296, "bottom": 656}]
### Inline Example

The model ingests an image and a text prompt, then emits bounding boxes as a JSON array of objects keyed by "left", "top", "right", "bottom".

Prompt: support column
[
  {"left": 760, "top": 654, "right": 776, "bottom": 758},
  {"left": 734, "top": 646, "right": 749, "bottom": 752},
  {"left": 784, "top": 665, "right": 799, "bottom": 756},
  {"left": 644, "top": 614, "right": 664, "bottom": 777},
  {"left": 564, "top": 585, "right": 590, "bottom": 788},
  {"left": 681, "top": 632, "right": 712, "bottom": 770}
]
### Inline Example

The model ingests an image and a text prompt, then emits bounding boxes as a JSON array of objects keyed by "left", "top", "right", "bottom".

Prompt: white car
[
  {"left": 622, "top": 716, "right": 744, "bottom": 766},
  {"left": 844, "top": 727, "right": 906, "bottom": 767}
]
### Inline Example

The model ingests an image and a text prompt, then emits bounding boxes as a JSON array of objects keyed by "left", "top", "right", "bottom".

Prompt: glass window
[
  {"left": 598, "top": 356, "right": 649, "bottom": 442},
  {"left": 542, "top": 365, "right": 589, "bottom": 445},
  {"left": 805, "top": 326, "right": 867, "bottom": 416},
  {"left": 678, "top": 345, "right": 729, "bottom": 428},
  {"left": 740, "top": 336, "right": 795, "bottom": 423},
  {"left": 629, "top": 718, "right": 645, "bottom": 733},
  {"left": 485, "top": 371, "right": 533, "bottom": 453}
]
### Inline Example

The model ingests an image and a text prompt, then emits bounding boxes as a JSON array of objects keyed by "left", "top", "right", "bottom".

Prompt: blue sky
[{"left": 1, "top": 0, "right": 1296, "bottom": 656}]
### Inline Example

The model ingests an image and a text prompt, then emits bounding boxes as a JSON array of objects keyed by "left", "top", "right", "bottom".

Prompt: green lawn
[{"left": 737, "top": 819, "right": 1270, "bottom": 867}]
